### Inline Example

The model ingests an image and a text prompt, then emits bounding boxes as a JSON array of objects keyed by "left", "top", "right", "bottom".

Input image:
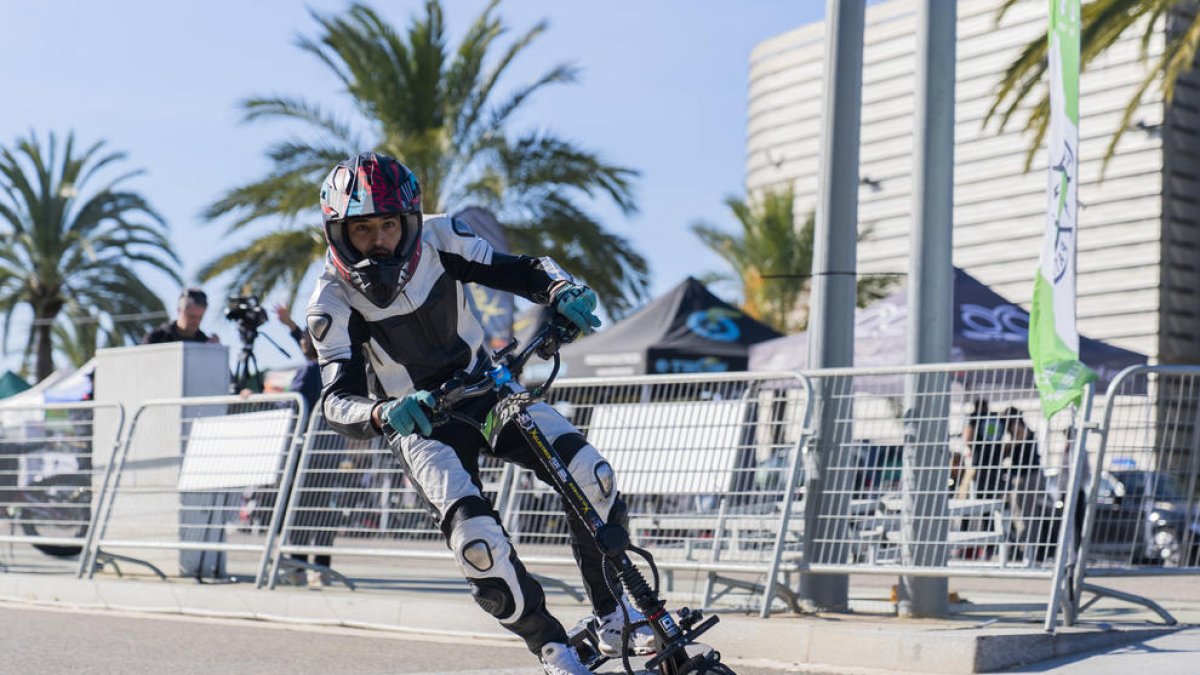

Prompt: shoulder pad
[
  {"left": 307, "top": 313, "right": 332, "bottom": 342},
  {"left": 424, "top": 213, "right": 491, "bottom": 263},
  {"left": 450, "top": 217, "right": 476, "bottom": 238}
]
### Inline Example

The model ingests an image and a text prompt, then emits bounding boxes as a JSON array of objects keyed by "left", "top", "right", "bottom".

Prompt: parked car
[{"left": 1086, "top": 469, "right": 1200, "bottom": 566}]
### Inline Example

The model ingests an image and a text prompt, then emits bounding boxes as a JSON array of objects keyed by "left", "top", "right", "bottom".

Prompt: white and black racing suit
[{"left": 306, "top": 214, "right": 625, "bottom": 653}]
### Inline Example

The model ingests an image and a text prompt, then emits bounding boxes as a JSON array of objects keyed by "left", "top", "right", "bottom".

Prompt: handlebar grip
[
  {"left": 422, "top": 373, "right": 495, "bottom": 431},
  {"left": 425, "top": 393, "right": 447, "bottom": 417}
]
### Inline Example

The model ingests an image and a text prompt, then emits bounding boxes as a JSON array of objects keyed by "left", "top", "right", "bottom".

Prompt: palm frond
[
  {"left": 495, "top": 132, "right": 639, "bottom": 215},
  {"left": 447, "top": 0, "right": 504, "bottom": 141},
  {"left": 989, "top": 0, "right": 1194, "bottom": 174},
  {"left": 504, "top": 194, "right": 649, "bottom": 318},
  {"left": 241, "top": 96, "right": 358, "bottom": 143},
  {"left": 239, "top": 142, "right": 350, "bottom": 224},
  {"left": 1102, "top": 7, "right": 1200, "bottom": 172},
  {"left": 198, "top": 228, "right": 326, "bottom": 307}
]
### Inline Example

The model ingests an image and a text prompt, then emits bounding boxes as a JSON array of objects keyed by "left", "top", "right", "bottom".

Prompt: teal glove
[
  {"left": 379, "top": 391, "right": 435, "bottom": 436},
  {"left": 553, "top": 284, "right": 602, "bottom": 334}
]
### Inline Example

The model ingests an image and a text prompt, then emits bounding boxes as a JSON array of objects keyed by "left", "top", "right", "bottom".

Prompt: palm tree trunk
[
  {"left": 19, "top": 327, "right": 36, "bottom": 381},
  {"left": 34, "top": 304, "right": 59, "bottom": 382}
]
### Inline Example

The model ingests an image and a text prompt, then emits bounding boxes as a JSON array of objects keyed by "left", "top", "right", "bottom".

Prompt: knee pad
[
  {"left": 567, "top": 444, "right": 618, "bottom": 521},
  {"left": 451, "top": 515, "right": 527, "bottom": 623},
  {"left": 468, "top": 576, "right": 515, "bottom": 618}
]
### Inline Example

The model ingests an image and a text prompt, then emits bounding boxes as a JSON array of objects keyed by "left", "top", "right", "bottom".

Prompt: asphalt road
[{"left": 0, "top": 603, "right": 788, "bottom": 675}]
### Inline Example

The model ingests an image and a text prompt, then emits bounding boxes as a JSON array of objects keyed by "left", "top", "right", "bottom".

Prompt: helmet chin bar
[
  {"left": 351, "top": 258, "right": 405, "bottom": 308},
  {"left": 335, "top": 239, "right": 422, "bottom": 308}
]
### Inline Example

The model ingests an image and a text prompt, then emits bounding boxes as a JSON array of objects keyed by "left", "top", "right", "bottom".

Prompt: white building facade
[{"left": 747, "top": 0, "right": 1200, "bottom": 363}]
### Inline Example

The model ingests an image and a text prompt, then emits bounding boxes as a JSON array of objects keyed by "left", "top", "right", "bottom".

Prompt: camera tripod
[{"left": 230, "top": 323, "right": 291, "bottom": 394}]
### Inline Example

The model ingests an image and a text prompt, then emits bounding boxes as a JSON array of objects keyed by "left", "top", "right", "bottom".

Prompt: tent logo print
[
  {"left": 961, "top": 303, "right": 1028, "bottom": 343},
  {"left": 686, "top": 309, "right": 740, "bottom": 342}
]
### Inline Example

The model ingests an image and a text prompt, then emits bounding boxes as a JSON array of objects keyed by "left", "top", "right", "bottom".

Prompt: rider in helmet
[{"left": 307, "top": 152, "right": 651, "bottom": 675}]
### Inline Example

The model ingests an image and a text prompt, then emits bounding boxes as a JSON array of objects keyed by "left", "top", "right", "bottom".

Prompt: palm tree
[
  {"left": 53, "top": 310, "right": 111, "bottom": 368},
  {"left": 988, "top": 0, "right": 1200, "bottom": 172},
  {"left": 691, "top": 188, "right": 896, "bottom": 333},
  {"left": 201, "top": 1, "right": 649, "bottom": 317},
  {"left": 0, "top": 131, "right": 180, "bottom": 380}
]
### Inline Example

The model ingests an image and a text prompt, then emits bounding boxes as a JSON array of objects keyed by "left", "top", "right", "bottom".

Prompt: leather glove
[
  {"left": 378, "top": 391, "right": 435, "bottom": 436},
  {"left": 553, "top": 284, "right": 602, "bottom": 334}
]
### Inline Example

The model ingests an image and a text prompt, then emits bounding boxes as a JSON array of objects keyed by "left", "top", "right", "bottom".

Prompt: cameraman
[{"left": 143, "top": 288, "right": 221, "bottom": 344}]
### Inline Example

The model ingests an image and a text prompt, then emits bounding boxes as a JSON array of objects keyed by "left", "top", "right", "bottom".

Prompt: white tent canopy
[{"left": 0, "top": 360, "right": 94, "bottom": 410}]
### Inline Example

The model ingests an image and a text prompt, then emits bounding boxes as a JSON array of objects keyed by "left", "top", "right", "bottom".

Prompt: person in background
[
  {"left": 1002, "top": 407, "right": 1052, "bottom": 562},
  {"left": 143, "top": 288, "right": 221, "bottom": 344},
  {"left": 961, "top": 398, "right": 1006, "bottom": 560},
  {"left": 274, "top": 304, "right": 321, "bottom": 413},
  {"left": 964, "top": 398, "right": 1007, "bottom": 499}
]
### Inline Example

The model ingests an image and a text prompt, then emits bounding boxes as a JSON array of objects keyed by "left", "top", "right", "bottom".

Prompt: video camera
[{"left": 224, "top": 295, "right": 268, "bottom": 340}]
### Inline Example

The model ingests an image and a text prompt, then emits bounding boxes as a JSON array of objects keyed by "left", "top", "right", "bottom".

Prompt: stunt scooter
[{"left": 424, "top": 318, "right": 737, "bottom": 675}]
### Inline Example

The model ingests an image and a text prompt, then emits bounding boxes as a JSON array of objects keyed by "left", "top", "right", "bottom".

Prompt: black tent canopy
[{"left": 558, "top": 277, "right": 782, "bottom": 378}]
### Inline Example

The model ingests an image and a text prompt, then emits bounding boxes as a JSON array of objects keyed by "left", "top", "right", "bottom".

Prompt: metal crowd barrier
[
  {"left": 86, "top": 394, "right": 305, "bottom": 586},
  {"left": 75, "top": 362, "right": 1200, "bottom": 629},
  {"left": 268, "top": 409, "right": 510, "bottom": 589},
  {"left": 0, "top": 401, "right": 124, "bottom": 577},
  {"left": 797, "top": 361, "right": 1082, "bottom": 581},
  {"left": 1066, "top": 365, "right": 1200, "bottom": 625},
  {"left": 503, "top": 372, "right": 813, "bottom": 617}
]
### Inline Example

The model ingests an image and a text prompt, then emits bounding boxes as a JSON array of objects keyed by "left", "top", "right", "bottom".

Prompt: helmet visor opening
[{"left": 332, "top": 212, "right": 422, "bottom": 266}]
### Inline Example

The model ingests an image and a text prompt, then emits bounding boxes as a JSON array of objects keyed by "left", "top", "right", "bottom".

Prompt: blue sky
[{"left": 1, "top": 1, "right": 822, "bottom": 374}]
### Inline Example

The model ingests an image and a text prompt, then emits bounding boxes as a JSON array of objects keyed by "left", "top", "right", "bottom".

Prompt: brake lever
[{"left": 491, "top": 338, "right": 518, "bottom": 362}]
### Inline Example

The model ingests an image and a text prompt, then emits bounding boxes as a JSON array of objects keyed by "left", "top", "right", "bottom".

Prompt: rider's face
[{"left": 347, "top": 215, "right": 404, "bottom": 259}]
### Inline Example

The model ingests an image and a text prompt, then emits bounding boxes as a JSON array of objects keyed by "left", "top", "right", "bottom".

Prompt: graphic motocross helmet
[{"left": 320, "top": 152, "right": 423, "bottom": 307}]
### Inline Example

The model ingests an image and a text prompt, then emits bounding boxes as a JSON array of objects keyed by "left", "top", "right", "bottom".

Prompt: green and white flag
[{"left": 1030, "top": 0, "right": 1095, "bottom": 417}]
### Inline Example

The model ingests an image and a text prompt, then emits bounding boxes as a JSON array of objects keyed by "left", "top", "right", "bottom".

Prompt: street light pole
[
  {"left": 900, "top": 0, "right": 956, "bottom": 618},
  {"left": 800, "top": 0, "right": 865, "bottom": 612}
]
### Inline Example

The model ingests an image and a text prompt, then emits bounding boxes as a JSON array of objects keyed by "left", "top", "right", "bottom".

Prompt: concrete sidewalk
[{"left": 1, "top": 554, "right": 1195, "bottom": 674}]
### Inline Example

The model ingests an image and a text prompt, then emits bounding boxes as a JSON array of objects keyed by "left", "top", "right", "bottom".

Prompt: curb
[{"left": 0, "top": 573, "right": 1177, "bottom": 673}]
